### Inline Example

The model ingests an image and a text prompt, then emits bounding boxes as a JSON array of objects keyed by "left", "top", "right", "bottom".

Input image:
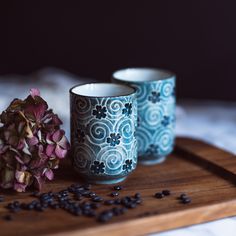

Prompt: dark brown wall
[{"left": 1, "top": 1, "right": 236, "bottom": 100}]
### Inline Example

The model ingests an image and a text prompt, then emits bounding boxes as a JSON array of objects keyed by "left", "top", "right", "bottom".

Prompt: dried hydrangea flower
[{"left": 0, "top": 88, "right": 70, "bottom": 192}]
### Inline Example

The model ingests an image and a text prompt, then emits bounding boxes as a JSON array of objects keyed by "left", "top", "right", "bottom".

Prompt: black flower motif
[
  {"left": 90, "top": 161, "right": 105, "bottom": 174},
  {"left": 161, "top": 116, "right": 170, "bottom": 127},
  {"left": 123, "top": 159, "right": 133, "bottom": 172},
  {"left": 77, "top": 128, "right": 85, "bottom": 143},
  {"left": 122, "top": 103, "right": 132, "bottom": 116},
  {"left": 146, "top": 144, "right": 159, "bottom": 156},
  {"left": 92, "top": 105, "right": 107, "bottom": 119},
  {"left": 148, "top": 91, "right": 161, "bottom": 103},
  {"left": 107, "top": 133, "right": 121, "bottom": 146}
]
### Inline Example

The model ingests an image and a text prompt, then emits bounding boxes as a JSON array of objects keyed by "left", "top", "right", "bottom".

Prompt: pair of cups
[{"left": 70, "top": 68, "right": 176, "bottom": 184}]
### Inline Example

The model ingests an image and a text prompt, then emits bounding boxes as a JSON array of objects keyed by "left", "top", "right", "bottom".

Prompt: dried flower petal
[
  {"left": 0, "top": 88, "right": 70, "bottom": 192},
  {"left": 30, "top": 88, "right": 40, "bottom": 98},
  {"left": 14, "top": 182, "right": 27, "bottom": 192},
  {"left": 44, "top": 168, "right": 54, "bottom": 180}
]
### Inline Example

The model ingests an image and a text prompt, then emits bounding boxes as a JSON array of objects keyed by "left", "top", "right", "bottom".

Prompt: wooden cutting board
[{"left": 1, "top": 137, "right": 236, "bottom": 236}]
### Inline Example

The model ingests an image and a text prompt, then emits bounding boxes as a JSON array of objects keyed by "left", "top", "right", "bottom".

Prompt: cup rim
[
  {"left": 112, "top": 67, "right": 176, "bottom": 84},
  {"left": 69, "top": 82, "right": 136, "bottom": 98}
]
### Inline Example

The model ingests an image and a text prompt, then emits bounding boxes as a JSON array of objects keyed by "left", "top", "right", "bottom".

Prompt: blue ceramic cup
[
  {"left": 112, "top": 68, "right": 176, "bottom": 165},
  {"left": 70, "top": 83, "right": 137, "bottom": 184}
]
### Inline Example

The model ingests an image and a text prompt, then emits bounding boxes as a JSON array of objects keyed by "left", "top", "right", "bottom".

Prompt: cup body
[
  {"left": 70, "top": 83, "right": 137, "bottom": 184},
  {"left": 112, "top": 68, "right": 175, "bottom": 165}
]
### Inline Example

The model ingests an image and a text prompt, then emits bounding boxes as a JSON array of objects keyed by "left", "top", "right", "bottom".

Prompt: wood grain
[{"left": 0, "top": 137, "right": 236, "bottom": 236}]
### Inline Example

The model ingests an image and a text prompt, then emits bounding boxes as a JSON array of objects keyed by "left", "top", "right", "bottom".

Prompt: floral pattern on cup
[
  {"left": 90, "top": 161, "right": 105, "bottom": 174},
  {"left": 92, "top": 105, "right": 107, "bottom": 119},
  {"left": 122, "top": 159, "right": 133, "bottom": 172},
  {"left": 107, "top": 133, "right": 121, "bottom": 146},
  {"left": 148, "top": 91, "right": 161, "bottom": 103},
  {"left": 112, "top": 69, "right": 176, "bottom": 164},
  {"left": 70, "top": 85, "right": 137, "bottom": 183},
  {"left": 122, "top": 103, "right": 132, "bottom": 116}
]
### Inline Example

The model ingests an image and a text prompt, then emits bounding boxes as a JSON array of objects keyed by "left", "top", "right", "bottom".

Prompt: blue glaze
[
  {"left": 112, "top": 68, "right": 176, "bottom": 165},
  {"left": 70, "top": 83, "right": 137, "bottom": 184}
]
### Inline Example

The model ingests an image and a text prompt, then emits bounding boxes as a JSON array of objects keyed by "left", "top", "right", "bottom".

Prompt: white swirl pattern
[
  {"left": 86, "top": 118, "right": 113, "bottom": 145},
  {"left": 143, "top": 105, "right": 164, "bottom": 127},
  {"left": 105, "top": 99, "right": 124, "bottom": 119},
  {"left": 114, "top": 117, "right": 135, "bottom": 146},
  {"left": 131, "top": 84, "right": 148, "bottom": 107},
  {"left": 98, "top": 146, "right": 126, "bottom": 175},
  {"left": 135, "top": 126, "right": 152, "bottom": 154},
  {"left": 154, "top": 128, "right": 174, "bottom": 155},
  {"left": 73, "top": 145, "right": 95, "bottom": 172},
  {"left": 161, "top": 80, "right": 175, "bottom": 100}
]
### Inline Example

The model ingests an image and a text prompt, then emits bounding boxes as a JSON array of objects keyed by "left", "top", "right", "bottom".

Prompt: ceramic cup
[
  {"left": 112, "top": 68, "right": 176, "bottom": 165},
  {"left": 70, "top": 83, "right": 137, "bottom": 184}
]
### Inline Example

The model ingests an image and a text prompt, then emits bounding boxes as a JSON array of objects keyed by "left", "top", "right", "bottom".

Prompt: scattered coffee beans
[{"left": 2, "top": 183, "right": 190, "bottom": 224}]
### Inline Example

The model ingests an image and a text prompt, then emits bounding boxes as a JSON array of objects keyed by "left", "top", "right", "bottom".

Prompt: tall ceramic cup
[
  {"left": 70, "top": 83, "right": 137, "bottom": 184},
  {"left": 112, "top": 68, "right": 176, "bottom": 165}
]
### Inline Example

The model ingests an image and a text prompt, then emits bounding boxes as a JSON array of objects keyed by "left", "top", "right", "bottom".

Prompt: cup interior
[
  {"left": 113, "top": 68, "right": 174, "bottom": 82},
  {"left": 71, "top": 83, "right": 135, "bottom": 97}
]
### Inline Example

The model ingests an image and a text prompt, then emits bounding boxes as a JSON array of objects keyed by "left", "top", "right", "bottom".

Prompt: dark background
[{"left": 1, "top": 1, "right": 236, "bottom": 100}]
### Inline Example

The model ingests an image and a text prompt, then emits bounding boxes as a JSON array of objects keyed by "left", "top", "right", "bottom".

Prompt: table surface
[{"left": 1, "top": 68, "right": 236, "bottom": 236}]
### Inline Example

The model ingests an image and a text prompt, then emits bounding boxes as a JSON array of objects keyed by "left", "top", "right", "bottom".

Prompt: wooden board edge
[{"left": 47, "top": 198, "right": 236, "bottom": 236}]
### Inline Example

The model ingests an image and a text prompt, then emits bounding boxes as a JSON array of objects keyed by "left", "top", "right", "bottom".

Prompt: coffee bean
[
  {"left": 27, "top": 203, "right": 35, "bottom": 210},
  {"left": 182, "top": 197, "right": 191, "bottom": 204},
  {"left": 35, "top": 203, "right": 44, "bottom": 212},
  {"left": 134, "top": 198, "right": 142, "bottom": 204},
  {"left": 110, "top": 192, "right": 119, "bottom": 197},
  {"left": 180, "top": 193, "right": 186, "bottom": 198},
  {"left": 154, "top": 192, "right": 164, "bottom": 199},
  {"left": 97, "top": 210, "right": 113, "bottom": 222},
  {"left": 81, "top": 191, "right": 91, "bottom": 197},
  {"left": 113, "top": 185, "right": 123, "bottom": 191},
  {"left": 128, "top": 202, "right": 137, "bottom": 209},
  {"left": 92, "top": 196, "right": 103, "bottom": 202},
  {"left": 89, "top": 192, "right": 97, "bottom": 198},
  {"left": 13, "top": 201, "right": 20, "bottom": 207},
  {"left": 162, "top": 190, "right": 171, "bottom": 196}
]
